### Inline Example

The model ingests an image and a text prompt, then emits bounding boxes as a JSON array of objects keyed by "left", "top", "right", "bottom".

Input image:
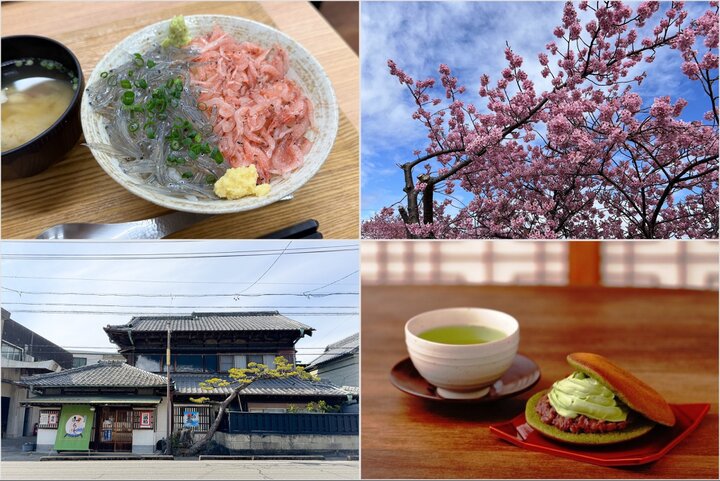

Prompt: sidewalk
[
  {"left": 1, "top": 459, "right": 360, "bottom": 480},
  {"left": 1, "top": 436, "right": 47, "bottom": 461}
]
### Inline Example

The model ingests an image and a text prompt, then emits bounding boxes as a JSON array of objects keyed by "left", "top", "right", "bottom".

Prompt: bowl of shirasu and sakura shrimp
[{"left": 81, "top": 15, "right": 338, "bottom": 214}]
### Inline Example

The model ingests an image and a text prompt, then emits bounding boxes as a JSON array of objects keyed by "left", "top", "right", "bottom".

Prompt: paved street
[{"left": 1, "top": 460, "right": 359, "bottom": 480}]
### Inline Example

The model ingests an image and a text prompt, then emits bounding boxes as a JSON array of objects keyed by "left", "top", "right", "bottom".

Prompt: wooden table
[
  {"left": 1, "top": 1, "right": 358, "bottom": 239},
  {"left": 361, "top": 285, "right": 718, "bottom": 479}
]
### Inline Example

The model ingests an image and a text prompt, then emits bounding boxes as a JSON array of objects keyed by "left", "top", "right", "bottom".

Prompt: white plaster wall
[
  {"left": 36, "top": 428, "right": 57, "bottom": 452},
  {"left": 132, "top": 429, "right": 155, "bottom": 453},
  {"left": 153, "top": 398, "right": 169, "bottom": 445}
]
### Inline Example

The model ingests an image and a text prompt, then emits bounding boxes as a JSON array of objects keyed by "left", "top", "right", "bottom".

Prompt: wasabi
[{"left": 161, "top": 15, "right": 190, "bottom": 48}]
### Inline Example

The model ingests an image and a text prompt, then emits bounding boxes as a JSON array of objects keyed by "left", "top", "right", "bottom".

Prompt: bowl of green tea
[
  {"left": 1, "top": 35, "right": 84, "bottom": 179},
  {"left": 405, "top": 308, "right": 519, "bottom": 399},
  {"left": 418, "top": 325, "right": 507, "bottom": 345}
]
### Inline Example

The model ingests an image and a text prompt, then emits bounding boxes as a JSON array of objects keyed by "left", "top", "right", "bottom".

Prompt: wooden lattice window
[
  {"left": 173, "top": 405, "right": 211, "bottom": 432},
  {"left": 38, "top": 409, "right": 60, "bottom": 429},
  {"left": 132, "top": 409, "right": 155, "bottom": 430}
]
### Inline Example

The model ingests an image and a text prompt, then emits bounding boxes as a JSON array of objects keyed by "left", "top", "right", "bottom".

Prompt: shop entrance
[{"left": 95, "top": 407, "right": 132, "bottom": 452}]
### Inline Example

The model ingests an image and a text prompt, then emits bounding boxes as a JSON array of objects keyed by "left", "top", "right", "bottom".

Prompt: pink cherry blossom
[{"left": 363, "top": 1, "right": 719, "bottom": 240}]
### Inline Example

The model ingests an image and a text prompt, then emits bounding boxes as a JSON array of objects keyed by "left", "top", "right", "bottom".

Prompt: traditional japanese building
[
  {"left": 21, "top": 361, "right": 169, "bottom": 453},
  {"left": 18, "top": 311, "right": 353, "bottom": 454},
  {"left": 104, "top": 312, "right": 350, "bottom": 431}
]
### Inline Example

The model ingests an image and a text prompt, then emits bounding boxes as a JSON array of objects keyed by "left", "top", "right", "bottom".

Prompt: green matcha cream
[{"left": 548, "top": 372, "right": 629, "bottom": 422}]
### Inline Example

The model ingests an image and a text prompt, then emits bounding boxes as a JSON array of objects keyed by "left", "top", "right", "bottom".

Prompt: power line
[
  {"left": 1, "top": 287, "right": 357, "bottom": 298},
  {"left": 237, "top": 241, "right": 291, "bottom": 294},
  {"left": 7, "top": 309, "right": 358, "bottom": 316},
  {"left": 1, "top": 245, "right": 358, "bottom": 261},
  {"left": 303, "top": 270, "right": 360, "bottom": 295},
  {"left": 2, "top": 275, "right": 357, "bottom": 287},
  {"left": 3, "top": 302, "right": 357, "bottom": 309}
]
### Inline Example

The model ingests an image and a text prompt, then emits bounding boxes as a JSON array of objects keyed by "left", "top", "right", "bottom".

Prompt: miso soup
[{"left": 1, "top": 59, "right": 77, "bottom": 152}]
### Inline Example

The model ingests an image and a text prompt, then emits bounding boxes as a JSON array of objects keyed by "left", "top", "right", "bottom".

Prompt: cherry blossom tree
[{"left": 362, "top": 1, "right": 718, "bottom": 239}]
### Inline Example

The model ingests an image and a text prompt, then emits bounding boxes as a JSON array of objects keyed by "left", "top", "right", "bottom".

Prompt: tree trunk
[{"left": 185, "top": 389, "right": 240, "bottom": 456}]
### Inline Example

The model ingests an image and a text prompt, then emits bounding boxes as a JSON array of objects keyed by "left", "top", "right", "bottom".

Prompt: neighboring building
[
  {"left": 21, "top": 362, "right": 169, "bottom": 453},
  {"left": 1, "top": 308, "right": 73, "bottom": 439},
  {"left": 104, "top": 312, "right": 351, "bottom": 431},
  {"left": 307, "top": 333, "right": 359, "bottom": 388},
  {"left": 67, "top": 349, "right": 125, "bottom": 368}
]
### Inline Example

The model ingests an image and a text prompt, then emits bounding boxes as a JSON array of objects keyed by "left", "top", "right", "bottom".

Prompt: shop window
[{"left": 38, "top": 409, "right": 60, "bottom": 429}]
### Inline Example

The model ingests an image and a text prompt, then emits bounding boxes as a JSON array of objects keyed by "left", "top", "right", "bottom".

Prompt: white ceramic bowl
[
  {"left": 81, "top": 15, "right": 338, "bottom": 214},
  {"left": 405, "top": 307, "right": 520, "bottom": 399}
]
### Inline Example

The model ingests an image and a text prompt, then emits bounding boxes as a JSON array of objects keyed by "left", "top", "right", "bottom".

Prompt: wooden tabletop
[
  {"left": 361, "top": 285, "right": 718, "bottom": 479},
  {"left": 1, "top": 1, "right": 358, "bottom": 239}
]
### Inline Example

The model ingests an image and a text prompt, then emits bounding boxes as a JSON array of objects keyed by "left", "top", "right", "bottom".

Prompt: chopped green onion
[
  {"left": 143, "top": 121, "right": 156, "bottom": 139},
  {"left": 170, "top": 98, "right": 180, "bottom": 108},
  {"left": 154, "top": 98, "right": 167, "bottom": 113},
  {"left": 206, "top": 175, "right": 217, "bottom": 185},
  {"left": 201, "top": 142, "right": 212, "bottom": 154},
  {"left": 121, "top": 91, "right": 135, "bottom": 106},
  {"left": 193, "top": 133, "right": 202, "bottom": 143},
  {"left": 134, "top": 78, "right": 148, "bottom": 89},
  {"left": 107, "top": 74, "right": 118, "bottom": 87},
  {"left": 120, "top": 79, "right": 132, "bottom": 89},
  {"left": 146, "top": 59, "right": 156, "bottom": 68},
  {"left": 170, "top": 140, "right": 181, "bottom": 151},
  {"left": 128, "top": 122, "right": 140, "bottom": 132},
  {"left": 182, "top": 172, "right": 193, "bottom": 179},
  {"left": 133, "top": 53, "right": 144, "bottom": 67},
  {"left": 100, "top": 71, "right": 109, "bottom": 78},
  {"left": 182, "top": 138, "right": 193, "bottom": 147},
  {"left": 210, "top": 147, "right": 224, "bottom": 164},
  {"left": 156, "top": 112, "right": 168, "bottom": 121},
  {"left": 128, "top": 70, "right": 134, "bottom": 77}
]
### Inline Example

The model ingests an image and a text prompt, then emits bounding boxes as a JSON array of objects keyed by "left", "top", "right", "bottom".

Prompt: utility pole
[{"left": 165, "top": 320, "right": 172, "bottom": 455}]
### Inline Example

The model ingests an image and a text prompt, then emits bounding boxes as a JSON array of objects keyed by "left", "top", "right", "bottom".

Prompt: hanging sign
[{"left": 54, "top": 405, "right": 94, "bottom": 451}]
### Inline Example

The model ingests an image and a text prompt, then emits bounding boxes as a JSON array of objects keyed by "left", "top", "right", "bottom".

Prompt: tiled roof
[
  {"left": 20, "top": 361, "right": 168, "bottom": 388},
  {"left": 105, "top": 312, "right": 314, "bottom": 333},
  {"left": 307, "top": 333, "right": 359, "bottom": 369},
  {"left": 172, "top": 373, "right": 350, "bottom": 397}
]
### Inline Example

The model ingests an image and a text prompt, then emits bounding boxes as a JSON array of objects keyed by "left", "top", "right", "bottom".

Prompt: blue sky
[
  {"left": 1, "top": 240, "right": 359, "bottom": 364},
  {"left": 361, "top": 1, "right": 716, "bottom": 219}
]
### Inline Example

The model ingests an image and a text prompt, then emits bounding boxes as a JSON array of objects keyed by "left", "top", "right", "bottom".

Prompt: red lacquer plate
[{"left": 489, "top": 403, "right": 710, "bottom": 467}]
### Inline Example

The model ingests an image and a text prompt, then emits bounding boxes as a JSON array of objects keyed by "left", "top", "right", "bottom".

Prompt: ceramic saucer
[{"left": 389, "top": 353, "right": 541, "bottom": 402}]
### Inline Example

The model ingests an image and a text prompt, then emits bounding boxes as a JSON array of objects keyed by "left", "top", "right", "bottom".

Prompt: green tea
[{"left": 418, "top": 325, "right": 506, "bottom": 344}]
